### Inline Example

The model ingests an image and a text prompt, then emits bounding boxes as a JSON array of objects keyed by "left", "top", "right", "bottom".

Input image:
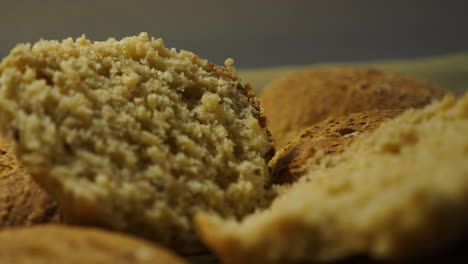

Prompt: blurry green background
[{"left": 0, "top": 0, "right": 467, "bottom": 69}]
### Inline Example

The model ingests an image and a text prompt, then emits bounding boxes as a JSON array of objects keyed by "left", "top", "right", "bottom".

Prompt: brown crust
[
  {"left": 0, "top": 224, "right": 187, "bottom": 264},
  {"left": 270, "top": 109, "right": 404, "bottom": 185},
  {"left": 0, "top": 137, "right": 62, "bottom": 228},
  {"left": 260, "top": 66, "right": 449, "bottom": 148}
]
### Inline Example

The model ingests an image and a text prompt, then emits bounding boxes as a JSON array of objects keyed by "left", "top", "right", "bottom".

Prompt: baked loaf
[
  {"left": 270, "top": 109, "right": 404, "bottom": 185},
  {"left": 259, "top": 66, "right": 447, "bottom": 147},
  {"left": 0, "top": 225, "right": 186, "bottom": 264},
  {"left": 197, "top": 93, "right": 468, "bottom": 264},
  {"left": 0, "top": 33, "right": 274, "bottom": 253},
  {"left": 0, "top": 136, "right": 61, "bottom": 228}
]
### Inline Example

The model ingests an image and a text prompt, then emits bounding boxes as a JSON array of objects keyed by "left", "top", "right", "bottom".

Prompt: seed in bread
[
  {"left": 0, "top": 137, "right": 61, "bottom": 228},
  {"left": 270, "top": 109, "right": 404, "bottom": 185},
  {"left": 0, "top": 33, "right": 274, "bottom": 253},
  {"left": 197, "top": 93, "right": 468, "bottom": 264},
  {"left": 260, "top": 66, "right": 448, "bottom": 147},
  {"left": 0, "top": 225, "right": 186, "bottom": 264}
]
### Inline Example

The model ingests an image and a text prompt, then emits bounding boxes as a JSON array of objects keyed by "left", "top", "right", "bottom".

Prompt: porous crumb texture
[
  {"left": 0, "top": 137, "right": 61, "bottom": 227},
  {"left": 197, "top": 93, "right": 468, "bottom": 264},
  {"left": 270, "top": 109, "right": 404, "bottom": 185},
  {"left": 259, "top": 66, "right": 448, "bottom": 147},
  {"left": 0, "top": 225, "right": 187, "bottom": 264},
  {"left": 0, "top": 33, "right": 274, "bottom": 252}
]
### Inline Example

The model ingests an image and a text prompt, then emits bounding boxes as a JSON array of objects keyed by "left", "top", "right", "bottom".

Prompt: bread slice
[
  {"left": 0, "top": 33, "right": 274, "bottom": 253},
  {"left": 0, "top": 224, "right": 186, "bottom": 264},
  {"left": 0, "top": 136, "right": 61, "bottom": 228},
  {"left": 270, "top": 109, "right": 403, "bottom": 185},
  {"left": 197, "top": 93, "right": 468, "bottom": 263},
  {"left": 259, "top": 66, "right": 448, "bottom": 147}
]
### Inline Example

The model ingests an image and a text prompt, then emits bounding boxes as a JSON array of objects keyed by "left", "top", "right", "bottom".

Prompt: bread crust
[
  {"left": 0, "top": 225, "right": 187, "bottom": 264},
  {"left": 270, "top": 109, "right": 404, "bottom": 185},
  {"left": 260, "top": 66, "right": 448, "bottom": 147},
  {"left": 0, "top": 137, "right": 61, "bottom": 228}
]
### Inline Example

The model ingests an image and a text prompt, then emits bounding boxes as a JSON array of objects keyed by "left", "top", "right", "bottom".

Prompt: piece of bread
[
  {"left": 259, "top": 66, "right": 448, "bottom": 147},
  {"left": 0, "top": 136, "right": 61, "bottom": 228},
  {"left": 0, "top": 224, "right": 186, "bottom": 264},
  {"left": 270, "top": 109, "right": 404, "bottom": 185},
  {"left": 0, "top": 33, "right": 275, "bottom": 253},
  {"left": 196, "top": 93, "right": 468, "bottom": 264}
]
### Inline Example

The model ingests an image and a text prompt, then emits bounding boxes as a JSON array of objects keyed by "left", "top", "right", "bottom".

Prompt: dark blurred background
[{"left": 0, "top": 0, "right": 467, "bottom": 69}]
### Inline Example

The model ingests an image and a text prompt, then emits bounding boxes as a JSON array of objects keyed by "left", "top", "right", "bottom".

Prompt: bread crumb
[{"left": 224, "top": 58, "right": 234, "bottom": 67}]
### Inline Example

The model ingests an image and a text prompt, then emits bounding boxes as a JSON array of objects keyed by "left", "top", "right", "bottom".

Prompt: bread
[
  {"left": 0, "top": 33, "right": 275, "bottom": 253},
  {"left": 259, "top": 66, "right": 448, "bottom": 147},
  {"left": 0, "top": 136, "right": 61, "bottom": 228},
  {"left": 196, "top": 93, "right": 468, "bottom": 264},
  {"left": 0, "top": 224, "right": 186, "bottom": 264},
  {"left": 270, "top": 109, "right": 404, "bottom": 185}
]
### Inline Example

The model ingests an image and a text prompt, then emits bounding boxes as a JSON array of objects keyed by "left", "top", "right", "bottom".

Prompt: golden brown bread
[
  {"left": 0, "top": 137, "right": 61, "bottom": 228},
  {"left": 259, "top": 66, "right": 448, "bottom": 147},
  {"left": 0, "top": 33, "right": 274, "bottom": 253},
  {"left": 197, "top": 93, "right": 468, "bottom": 264},
  {"left": 270, "top": 109, "right": 404, "bottom": 185},
  {"left": 0, "top": 225, "right": 187, "bottom": 264}
]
